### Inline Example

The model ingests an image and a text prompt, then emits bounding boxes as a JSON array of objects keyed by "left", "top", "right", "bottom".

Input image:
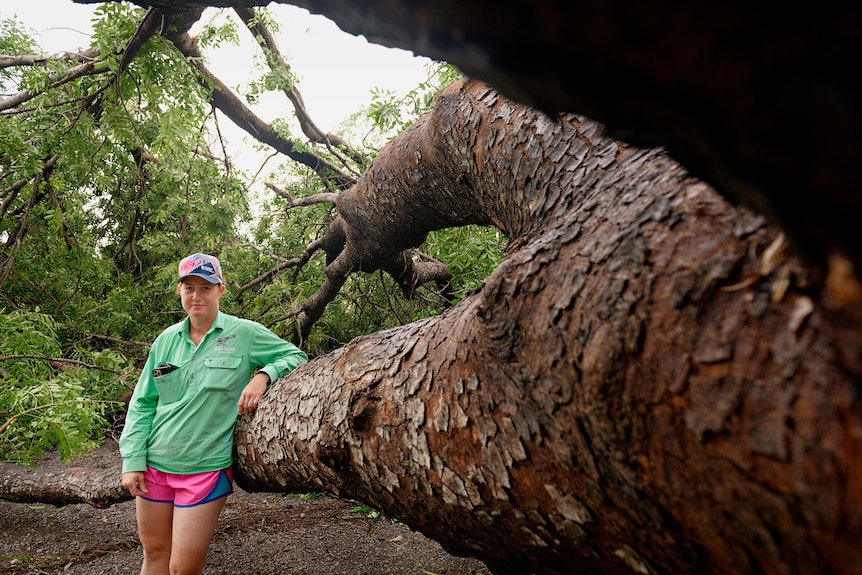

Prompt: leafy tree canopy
[{"left": 0, "top": 6, "right": 500, "bottom": 463}]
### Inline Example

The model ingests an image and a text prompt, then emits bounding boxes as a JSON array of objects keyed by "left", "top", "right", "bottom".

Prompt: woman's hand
[
  {"left": 121, "top": 471, "right": 148, "bottom": 496},
  {"left": 238, "top": 372, "right": 269, "bottom": 415}
]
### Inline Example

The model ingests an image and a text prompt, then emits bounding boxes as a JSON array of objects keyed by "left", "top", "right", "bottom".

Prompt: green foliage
[
  {"left": 350, "top": 502, "right": 381, "bottom": 520},
  {"left": 0, "top": 17, "right": 38, "bottom": 90},
  {"left": 0, "top": 5, "right": 256, "bottom": 461},
  {"left": 0, "top": 310, "right": 135, "bottom": 464},
  {"left": 194, "top": 17, "right": 240, "bottom": 50},
  {"left": 91, "top": 3, "right": 142, "bottom": 57},
  {"left": 244, "top": 49, "right": 298, "bottom": 106},
  {"left": 425, "top": 226, "right": 507, "bottom": 303},
  {"left": 288, "top": 491, "right": 330, "bottom": 501},
  {"left": 368, "top": 63, "right": 462, "bottom": 134},
  {"left": 0, "top": 9, "right": 499, "bottom": 462}
]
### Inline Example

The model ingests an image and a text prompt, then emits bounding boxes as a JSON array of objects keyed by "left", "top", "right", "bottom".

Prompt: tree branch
[
  {"left": 164, "top": 28, "right": 355, "bottom": 191},
  {"left": 0, "top": 354, "right": 124, "bottom": 375},
  {"left": 0, "top": 54, "right": 48, "bottom": 68},
  {"left": 0, "top": 55, "right": 106, "bottom": 112},
  {"left": 0, "top": 462, "right": 128, "bottom": 508},
  {"left": 265, "top": 182, "right": 338, "bottom": 208},
  {"left": 234, "top": 6, "right": 370, "bottom": 171},
  {"left": 0, "top": 48, "right": 98, "bottom": 70}
]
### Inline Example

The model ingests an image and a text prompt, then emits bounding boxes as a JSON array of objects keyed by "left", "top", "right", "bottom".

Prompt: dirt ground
[{"left": 0, "top": 438, "right": 491, "bottom": 575}]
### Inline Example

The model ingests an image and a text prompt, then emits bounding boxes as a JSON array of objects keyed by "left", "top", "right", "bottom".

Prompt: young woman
[{"left": 120, "top": 253, "right": 307, "bottom": 575}]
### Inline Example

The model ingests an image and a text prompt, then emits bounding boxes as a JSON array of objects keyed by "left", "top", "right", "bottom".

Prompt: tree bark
[
  {"left": 228, "top": 79, "right": 862, "bottom": 575},
  {"left": 0, "top": 462, "right": 127, "bottom": 509}
]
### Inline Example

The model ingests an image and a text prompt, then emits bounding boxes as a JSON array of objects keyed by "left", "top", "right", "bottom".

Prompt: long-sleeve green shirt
[{"left": 119, "top": 312, "right": 307, "bottom": 474}]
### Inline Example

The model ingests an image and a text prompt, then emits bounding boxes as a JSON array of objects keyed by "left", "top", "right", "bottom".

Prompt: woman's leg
[
  {"left": 168, "top": 496, "right": 227, "bottom": 575},
  {"left": 136, "top": 498, "right": 174, "bottom": 575}
]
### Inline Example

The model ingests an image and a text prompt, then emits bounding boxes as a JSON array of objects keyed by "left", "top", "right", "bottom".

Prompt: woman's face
[{"left": 178, "top": 276, "right": 225, "bottom": 322}]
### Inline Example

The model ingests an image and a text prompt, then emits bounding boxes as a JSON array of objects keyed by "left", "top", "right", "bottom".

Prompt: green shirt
[{"left": 119, "top": 312, "right": 307, "bottom": 474}]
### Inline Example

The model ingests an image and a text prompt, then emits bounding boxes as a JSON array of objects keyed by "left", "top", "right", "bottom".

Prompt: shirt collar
[
  {"left": 181, "top": 311, "right": 225, "bottom": 341},
  {"left": 211, "top": 311, "right": 225, "bottom": 332}
]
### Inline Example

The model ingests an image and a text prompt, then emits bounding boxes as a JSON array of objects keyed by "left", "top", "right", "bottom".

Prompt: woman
[{"left": 120, "top": 253, "right": 307, "bottom": 575}]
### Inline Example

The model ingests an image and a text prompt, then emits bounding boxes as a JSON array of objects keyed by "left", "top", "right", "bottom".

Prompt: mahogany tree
[
  {"left": 2, "top": 3, "right": 861, "bottom": 575},
  {"left": 232, "top": 78, "right": 862, "bottom": 575}
]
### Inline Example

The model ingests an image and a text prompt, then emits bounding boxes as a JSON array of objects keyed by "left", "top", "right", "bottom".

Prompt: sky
[{"left": 0, "top": 0, "right": 434, "bottom": 183}]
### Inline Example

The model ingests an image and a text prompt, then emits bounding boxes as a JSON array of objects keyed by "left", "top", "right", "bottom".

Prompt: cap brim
[{"left": 177, "top": 272, "right": 222, "bottom": 284}]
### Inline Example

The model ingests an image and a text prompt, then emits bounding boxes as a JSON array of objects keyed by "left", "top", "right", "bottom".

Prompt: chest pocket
[
  {"left": 154, "top": 367, "right": 186, "bottom": 405},
  {"left": 204, "top": 355, "right": 244, "bottom": 390}
]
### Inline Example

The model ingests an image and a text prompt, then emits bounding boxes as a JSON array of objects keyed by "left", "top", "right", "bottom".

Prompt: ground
[{"left": 0, "top": 438, "right": 491, "bottom": 575}]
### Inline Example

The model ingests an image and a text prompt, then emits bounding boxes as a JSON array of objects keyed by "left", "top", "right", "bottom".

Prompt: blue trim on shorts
[
  {"left": 138, "top": 495, "right": 174, "bottom": 504},
  {"left": 176, "top": 469, "right": 234, "bottom": 508}
]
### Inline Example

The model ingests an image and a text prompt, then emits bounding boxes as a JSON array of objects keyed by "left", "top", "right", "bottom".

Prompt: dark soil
[{"left": 0, "top": 438, "right": 490, "bottom": 575}]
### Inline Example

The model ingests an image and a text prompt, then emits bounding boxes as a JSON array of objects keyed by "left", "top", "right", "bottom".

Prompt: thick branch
[
  {"left": 110, "top": 6, "right": 169, "bottom": 87},
  {"left": 234, "top": 6, "right": 368, "bottom": 169},
  {"left": 0, "top": 54, "right": 106, "bottom": 112},
  {"left": 0, "top": 54, "right": 48, "bottom": 68},
  {"left": 164, "top": 29, "right": 355, "bottom": 191},
  {"left": 0, "top": 462, "right": 128, "bottom": 509},
  {"left": 382, "top": 253, "right": 452, "bottom": 300}
]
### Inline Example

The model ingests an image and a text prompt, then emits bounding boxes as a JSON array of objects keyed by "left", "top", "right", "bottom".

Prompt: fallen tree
[
  {"left": 3, "top": 2, "right": 862, "bottom": 574},
  {"left": 238, "top": 79, "right": 862, "bottom": 575},
  {"left": 4, "top": 77, "right": 861, "bottom": 575}
]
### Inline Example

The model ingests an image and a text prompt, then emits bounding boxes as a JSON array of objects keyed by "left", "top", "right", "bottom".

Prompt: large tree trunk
[{"left": 229, "top": 79, "right": 862, "bottom": 575}]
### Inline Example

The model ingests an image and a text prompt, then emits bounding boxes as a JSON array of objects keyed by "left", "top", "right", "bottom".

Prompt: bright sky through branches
[
  {"left": 1, "top": 0, "right": 432, "bottom": 133},
  {"left": 2, "top": 0, "right": 435, "bottom": 209}
]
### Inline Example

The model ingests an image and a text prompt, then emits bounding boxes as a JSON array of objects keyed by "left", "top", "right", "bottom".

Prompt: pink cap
[{"left": 177, "top": 253, "right": 223, "bottom": 284}]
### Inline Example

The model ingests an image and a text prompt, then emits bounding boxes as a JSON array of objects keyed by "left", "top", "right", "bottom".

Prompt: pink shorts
[{"left": 140, "top": 466, "right": 233, "bottom": 507}]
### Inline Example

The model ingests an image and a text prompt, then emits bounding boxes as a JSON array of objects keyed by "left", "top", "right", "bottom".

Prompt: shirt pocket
[
  {"left": 204, "top": 355, "right": 244, "bottom": 390},
  {"left": 153, "top": 367, "right": 186, "bottom": 404}
]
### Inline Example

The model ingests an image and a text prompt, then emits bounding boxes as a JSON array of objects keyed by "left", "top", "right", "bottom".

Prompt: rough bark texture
[
  {"left": 231, "top": 79, "right": 862, "bottom": 575},
  {"left": 0, "top": 462, "right": 127, "bottom": 508},
  {"left": 1, "top": 72, "right": 860, "bottom": 575}
]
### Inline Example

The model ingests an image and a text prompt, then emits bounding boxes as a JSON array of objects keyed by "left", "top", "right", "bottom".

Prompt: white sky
[{"left": 1, "top": 0, "right": 433, "bottom": 186}]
